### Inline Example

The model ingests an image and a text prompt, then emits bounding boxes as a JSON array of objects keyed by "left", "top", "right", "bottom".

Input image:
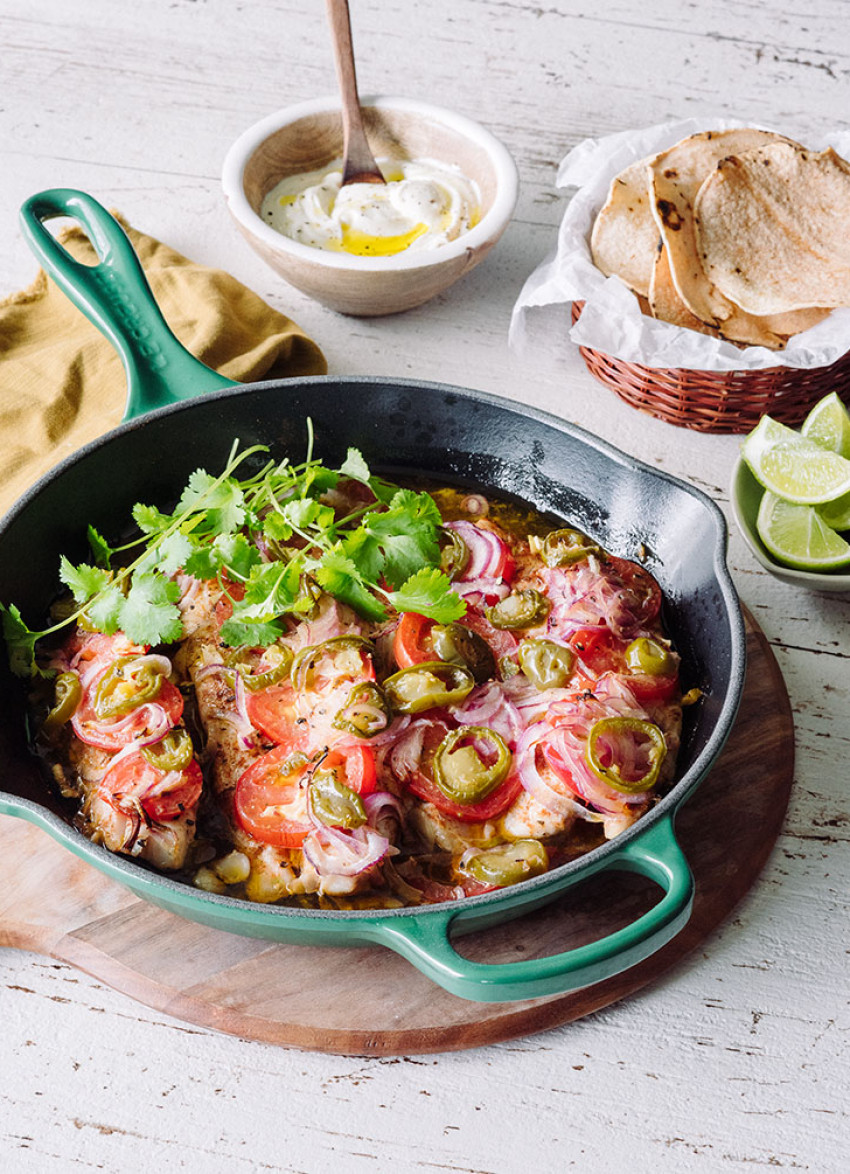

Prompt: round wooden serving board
[{"left": 0, "top": 609, "right": 793, "bottom": 1056}]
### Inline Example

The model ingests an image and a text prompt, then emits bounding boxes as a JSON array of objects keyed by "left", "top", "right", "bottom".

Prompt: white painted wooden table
[{"left": 1, "top": 2, "right": 847, "bottom": 1169}]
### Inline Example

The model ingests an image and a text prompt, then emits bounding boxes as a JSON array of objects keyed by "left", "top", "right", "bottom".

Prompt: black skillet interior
[{"left": 0, "top": 376, "right": 742, "bottom": 828}]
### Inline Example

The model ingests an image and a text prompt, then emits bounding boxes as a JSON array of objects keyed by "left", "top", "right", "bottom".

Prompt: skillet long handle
[
  {"left": 19, "top": 189, "right": 236, "bottom": 421},
  {"left": 373, "top": 816, "right": 694, "bottom": 1003}
]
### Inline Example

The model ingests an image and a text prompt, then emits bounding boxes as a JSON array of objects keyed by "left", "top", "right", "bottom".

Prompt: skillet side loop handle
[
  {"left": 374, "top": 816, "right": 694, "bottom": 1003},
  {"left": 18, "top": 189, "right": 235, "bottom": 421}
]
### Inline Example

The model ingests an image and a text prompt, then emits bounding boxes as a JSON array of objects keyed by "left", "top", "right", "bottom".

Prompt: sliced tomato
[
  {"left": 540, "top": 737, "right": 580, "bottom": 797},
  {"left": 213, "top": 579, "right": 246, "bottom": 628},
  {"left": 407, "top": 769, "right": 522, "bottom": 824},
  {"left": 234, "top": 742, "right": 377, "bottom": 848},
  {"left": 72, "top": 677, "right": 184, "bottom": 751},
  {"left": 393, "top": 613, "right": 436, "bottom": 669},
  {"left": 458, "top": 610, "right": 518, "bottom": 660},
  {"left": 567, "top": 627, "right": 623, "bottom": 688},
  {"left": 69, "top": 631, "right": 146, "bottom": 671},
  {"left": 100, "top": 752, "right": 203, "bottom": 822},
  {"left": 496, "top": 547, "right": 516, "bottom": 584},
  {"left": 233, "top": 744, "right": 313, "bottom": 848},
  {"left": 324, "top": 744, "right": 377, "bottom": 795},
  {"left": 567, "top": 627, "right": 609, "bottom": 658},
  {"left": 245, "top": 683, "right": 302, "bottom": 746},
  {"left": 623, "top": 672, "right": 680, "bottom": 705}
]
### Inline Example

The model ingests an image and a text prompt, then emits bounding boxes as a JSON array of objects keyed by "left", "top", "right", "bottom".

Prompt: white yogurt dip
[{"left": 260, "top": 157, "right": 481, "bottom": 257}]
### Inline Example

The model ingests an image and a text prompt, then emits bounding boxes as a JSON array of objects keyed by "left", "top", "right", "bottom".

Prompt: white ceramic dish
[
  {"left": 730, "top": 456, "right": 850, "bottom": 592},
  {"left": 221, "top": 95, "right": 519, "bottom": 316}
]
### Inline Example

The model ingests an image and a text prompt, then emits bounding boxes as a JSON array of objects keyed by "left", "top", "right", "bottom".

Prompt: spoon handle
[{"left": 325, "top": 0, "right": 385, "bottom": 185}]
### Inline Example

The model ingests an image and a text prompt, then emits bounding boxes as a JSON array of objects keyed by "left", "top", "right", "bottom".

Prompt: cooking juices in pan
[{"left": 10, "top": 438, "right": 686, "bottom": 910}]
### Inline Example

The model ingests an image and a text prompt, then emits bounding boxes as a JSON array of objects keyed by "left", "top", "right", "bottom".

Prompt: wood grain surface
[{"left": 0, "top": 610, "right": 793, "bottom": 1056}]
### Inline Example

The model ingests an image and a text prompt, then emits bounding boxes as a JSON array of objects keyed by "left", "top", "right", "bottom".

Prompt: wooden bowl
[{"left": 221, "top": 95, "right": 519, "bottom": 316}]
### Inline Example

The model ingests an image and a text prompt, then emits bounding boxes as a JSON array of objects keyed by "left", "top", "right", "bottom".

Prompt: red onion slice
[
  {"left": 70, "top": 634, "right": 143, "bottom": 682},
  {"left": 445, "top": 520, "right": 508, "bottom": 580},
  {"left": 365, "top": 714, "right": 412, "bottom": 747},
  {"left": 217, "top": 673, "right": 257, "bottom": 749},
  {"left": 363, "top": 791, "right": 405, "bottom": 837},
  {"left": 452, "top": 682, "right": 525, "bottom": 748},
  {"left": 74, "top": 701, "right": 172, "bottom": 748},
  {"left": 383, "top": 717, "right": 450, "bottom": 783},
  {"left": 138, "top": 768, "right": 187, "bottom": 803},
  {"left": 451, "top": 577, "right": 510, "bottom": 608},
  {"left": 302, "top": 825, "right": 390, "bottom": 877},
  {"left": 288, "top": 597, "right": 364, "bottom": 654},
  {"left": 541, "top": 727, "right": 630, "bottom": 816},
  {"left": 452, "top": 681, "right": 503, "bottom": 723},
  {"left": 544, "top": 563, "right": 648, "bottom": 642},
  {"left": 515, "top": 721, "right": 591, "bottom": 820}
]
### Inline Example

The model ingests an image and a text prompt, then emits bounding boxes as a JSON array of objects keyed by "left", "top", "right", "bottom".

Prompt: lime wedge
[
  {"left": 756, "top": 491, "right": 850, "bottom": 570},
  {"left": 818, "top": 489, "right": 850, "bottom": 531},
  {"left": 742, "top": 415, "right": 850, "bottom": 504},
  {"left": 801, "top": 392, "right": 850, "bottom": 458}
]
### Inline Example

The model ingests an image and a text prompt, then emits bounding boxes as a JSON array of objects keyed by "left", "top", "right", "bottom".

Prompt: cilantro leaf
[
  {"left": 233, "top": 561, "right": 302, "bottom": 622},
  {"left": 1, "top": 429, "right": 465, "bottom": 679},
  {"left": 368, "top": 476, "right": 404, "bottom": 505},
  {"left": 87, "top": 525, "right": 115, "bottom": 568},
  {"left": 118, "top": 573, "right": 183, "bottom": 645},
  {"left": 132, "top": 502, "right": 174, "bottom": 535},
  {"left": 183, "top": 533, "right": 261, "bottom": 581},
  {"left": 215, "top": 533, "right": 263, "bottom": 581},
  {"left": 153, "top": 532, "right": 197, "bottom": 576},
  {"left": 1, "top": 604, "right": 41, "bottom": 678},
  {"left": 315, "top": 551, "right": 388, "bottom": 622},
  {"left": 386, "top": 567, "right": 466, "bottom": 623},
  {"left": 263, "top": 511, "right": 293, "bottom": 544},
  {"left": 339, "top": 447, "right": 371, "bottom": 483},
  {"left": 300, "top": 463, "right": 339, "bottom": 498},
  {"left": 219, "top": 617, "right": 283, "bottom": 649},
  {"left": 183, "top": 544, "right": 222, "bottom": 581},
  {"left": 339, "top": 527, "right": 384, "bottom": 584},
  {"left": 342, "top": 491, "right": 442, "bottom": 590},
  {"left": 177, "top": 470, "right": 246, "bottom": 534},
  {"left": 283, "top": 498, "right": 334, "bottom": 532},
  {"left": 83, "top": 584, "right": 126, "bottom": 635},
  {"left": 59, "top": 557, "right": 112, "bottom": 603},
  {"left": 387, "top": 488, "right": 443, "bottom": 528},
  {"left": 373, "top": 526, "right": 438, "bottom": 589}
]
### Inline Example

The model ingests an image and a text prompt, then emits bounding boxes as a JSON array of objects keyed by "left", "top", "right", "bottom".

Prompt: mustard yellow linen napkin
[{"left": 0, "top": 215, "right": 327, "bottom": 515}]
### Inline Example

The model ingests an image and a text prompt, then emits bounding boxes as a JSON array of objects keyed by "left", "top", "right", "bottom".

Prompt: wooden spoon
[{"left": 325, "top": 0, "right": 385, "bottom": 186}]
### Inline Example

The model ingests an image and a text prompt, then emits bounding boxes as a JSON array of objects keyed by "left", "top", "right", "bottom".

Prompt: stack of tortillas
[{"left": 590, "top": 129, "right": 850, "bottom": 350}]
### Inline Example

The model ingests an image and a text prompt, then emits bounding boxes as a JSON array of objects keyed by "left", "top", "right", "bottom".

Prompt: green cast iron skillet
[{"left": 0, "top": 190, "right": 747, "bottom": 1003}]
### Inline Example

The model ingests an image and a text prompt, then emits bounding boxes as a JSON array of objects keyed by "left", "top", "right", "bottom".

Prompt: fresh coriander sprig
[{"left": 1, "top": 433, "right": 465, "bottom": 677}]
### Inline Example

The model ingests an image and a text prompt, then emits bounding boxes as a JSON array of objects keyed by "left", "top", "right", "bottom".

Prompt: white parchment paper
[{"left": 509, "top": 118, "right": 850, "bottom": 372}]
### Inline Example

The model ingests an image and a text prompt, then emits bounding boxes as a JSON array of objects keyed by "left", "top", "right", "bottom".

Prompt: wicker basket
[{"left": 571, "top": 301, "right": 850, "bottom": 434}]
